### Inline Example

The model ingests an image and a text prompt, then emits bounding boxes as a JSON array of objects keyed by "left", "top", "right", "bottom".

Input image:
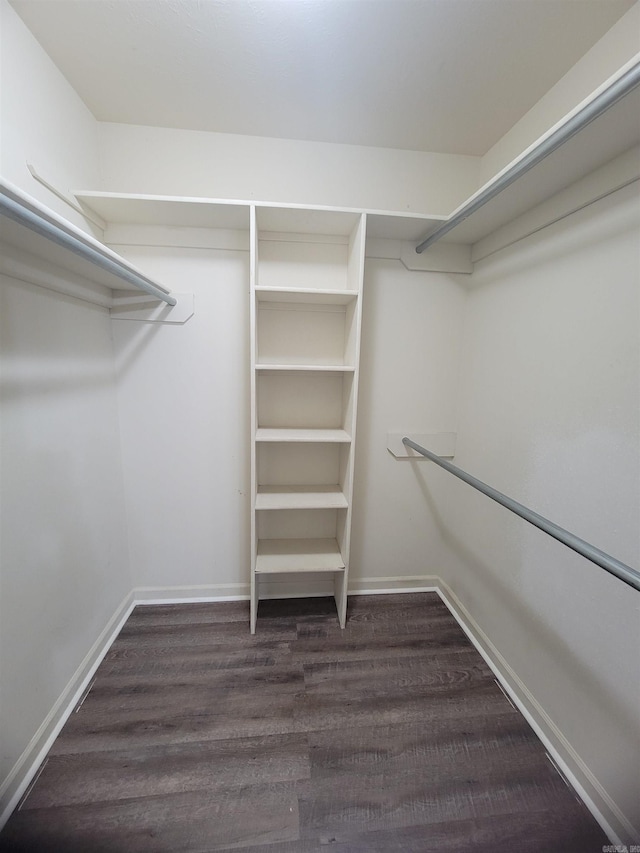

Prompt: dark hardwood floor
[{"left": 0, "top": 593, "right": 609, "bottom": 851}]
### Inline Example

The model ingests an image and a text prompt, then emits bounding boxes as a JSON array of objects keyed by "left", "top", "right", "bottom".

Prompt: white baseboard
[
  {"left": 134, "top": 583, "right": 249, "bottom": 604},
  {"left": 0, "top": 591, "right": 136, "bottom": 830},
  {"left": 2, "top": 579, "right": 635, "bottom": 846},
  {"left": 434, "top": 580, "right": 635, "bottom": 847},
  {"left": 133, "top": 575, "right": 440, "bottom": 604},
  {"left": 350, "top": 575, "right": 439, "bottom": 594}
]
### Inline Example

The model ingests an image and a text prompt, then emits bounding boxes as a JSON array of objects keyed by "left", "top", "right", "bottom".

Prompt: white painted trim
[
  {"left": 133, "top": 577, "right": 439, "bottom": 605},
  {"left": 110, "top": 291, "right": 194, "bottom": 324},
  {"left": 134, "top": 583, "right": 249, "bottom": 603},
  {"left": 434, "top": 581, "right": 634, "bottom": 846},
  {"left": 0, "top": 591, "right": 136, "bottom": 830},
  {"left": 349, "top": 575, "right": 439, "bottom": 594},
  {"left": 136, "top": 595, "right": 249, "bottom": 605}
]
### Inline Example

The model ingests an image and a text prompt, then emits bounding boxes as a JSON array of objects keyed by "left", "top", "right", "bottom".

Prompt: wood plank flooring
[{"left": 0, "top": 593, "right": 609, "bottom": 851}]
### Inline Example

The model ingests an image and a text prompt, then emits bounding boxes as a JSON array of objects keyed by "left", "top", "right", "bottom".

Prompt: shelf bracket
[
  {"left": 387, "top": 432, "right": 456, "bottom": 459},
  {"left": 110, "top": 292, "right": 194, "bottom": 324}
]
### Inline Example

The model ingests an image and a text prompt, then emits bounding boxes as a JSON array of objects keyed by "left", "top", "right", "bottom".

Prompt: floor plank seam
[{"left": 0, "top": 593, "right": 610, "bottom": 853}]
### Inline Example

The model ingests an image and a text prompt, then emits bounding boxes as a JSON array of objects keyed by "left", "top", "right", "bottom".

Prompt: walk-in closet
[{"left": 1, "top": 1, "right": 639, "bottom": 849}]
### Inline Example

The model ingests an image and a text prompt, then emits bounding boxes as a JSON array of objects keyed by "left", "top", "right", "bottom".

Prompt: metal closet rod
[
  {"left": 0, "top": 191, "right": 176, "bottom": 306},
  {"left": 415, "top": 61, "right": 640, "bottom": 253},
  {"left": 402, "top": 437, "right": 640, "bottom": 592}
]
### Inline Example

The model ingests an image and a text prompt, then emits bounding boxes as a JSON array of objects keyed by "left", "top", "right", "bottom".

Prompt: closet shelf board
[
  {"left": 256, "top": 485, "right": 349, "bottom": 510},
  {"left": 255, "top": 364, "right": 356, "bottom": 373},
  {"left": 73, "top": 192, "right": 250, "bottom": 230},
  {"left": 255, "top": 287, "right": 359, "bottom": 305},
  {"left": 255, "top": 429, "right": 352, "bottom": 443},
  {"left": 74, "top": 194, "right": 447, "bottom": 241},
  {"left": 256, "top": 538, "right": 345, "bottom": 573}
]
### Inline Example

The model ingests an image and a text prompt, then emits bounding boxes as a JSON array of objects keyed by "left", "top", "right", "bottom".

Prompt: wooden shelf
[
  {"left": 256, "top": 538, "right": 345, "bottom": 573},
  {"left": 256, "top": 364, "right": 355, "bottom": 372},
  {"left": 74, "top": 193, "right": 446, "bottom": 242},
  {"left": 73, "top": 191, "right": 250, "bottom": 230},
  {"left": 256, "top": 485, "right": 348, "bottom": 510},
  {"left": 251, "top": 207, "right": 365, "bottom": 632},
  {"left": 255, "top": 287, "right": 359, "bottom": 305},
  {"left": 255, "top": 428, "right": 351, "bottom": 443}
]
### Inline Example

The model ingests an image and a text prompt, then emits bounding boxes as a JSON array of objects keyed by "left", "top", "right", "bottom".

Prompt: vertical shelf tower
[{"left": 250, "top": 207, "right": 366, "bottom": 632}]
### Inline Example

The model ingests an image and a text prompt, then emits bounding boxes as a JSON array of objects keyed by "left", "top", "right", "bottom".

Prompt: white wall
[
  {"left": 109, "top": 241, "right": 250, "bottom": 596},
  {"left": 0, "top": 0, "right": 130, "bottom": 815},
  {"left": 351, "top": 259, "right": 466, "bottom": 585},
  {"left": 98, "top": 122, "right": 479, "bottom": 217},
  {"left": 0, "top": 0, "right": 101, "bottom": 230},
  {"left": 0, "top": 276, "right": 132, "bottom": 808},
  {"left": 430, "top": 183, "right": 640, "bottom": 838}
]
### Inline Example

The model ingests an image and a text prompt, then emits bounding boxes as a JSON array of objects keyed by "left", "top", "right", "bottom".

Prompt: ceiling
[{"left": 9, "top": 0, "right": 636, "bottom": 156}]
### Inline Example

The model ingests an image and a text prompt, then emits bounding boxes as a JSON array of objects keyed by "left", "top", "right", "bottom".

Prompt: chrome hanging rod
[
  {"left": 0, "top": 182, "right": 176, "bottom": 306},
  {"left": 415, "top": 60, "right": 640, "bottom": 254},
  {"left": 402, "top": 437, "right": 640, "bottom": 592}
]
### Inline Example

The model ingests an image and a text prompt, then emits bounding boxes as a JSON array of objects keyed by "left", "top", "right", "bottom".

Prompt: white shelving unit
[
  {"left": 250, "top": 206, "right": 366, "bottom": 632},
  {"left": 73, "top": 191, "right": 442, "bottom": 242}
]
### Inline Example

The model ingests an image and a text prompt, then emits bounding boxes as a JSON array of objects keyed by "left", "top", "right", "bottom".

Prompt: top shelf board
[
  {"left": 74, "top": 192, "right": 250, "bottom": 231},
  {"left": 73, "top": 192, "right": 445, "bottom": 242}
]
